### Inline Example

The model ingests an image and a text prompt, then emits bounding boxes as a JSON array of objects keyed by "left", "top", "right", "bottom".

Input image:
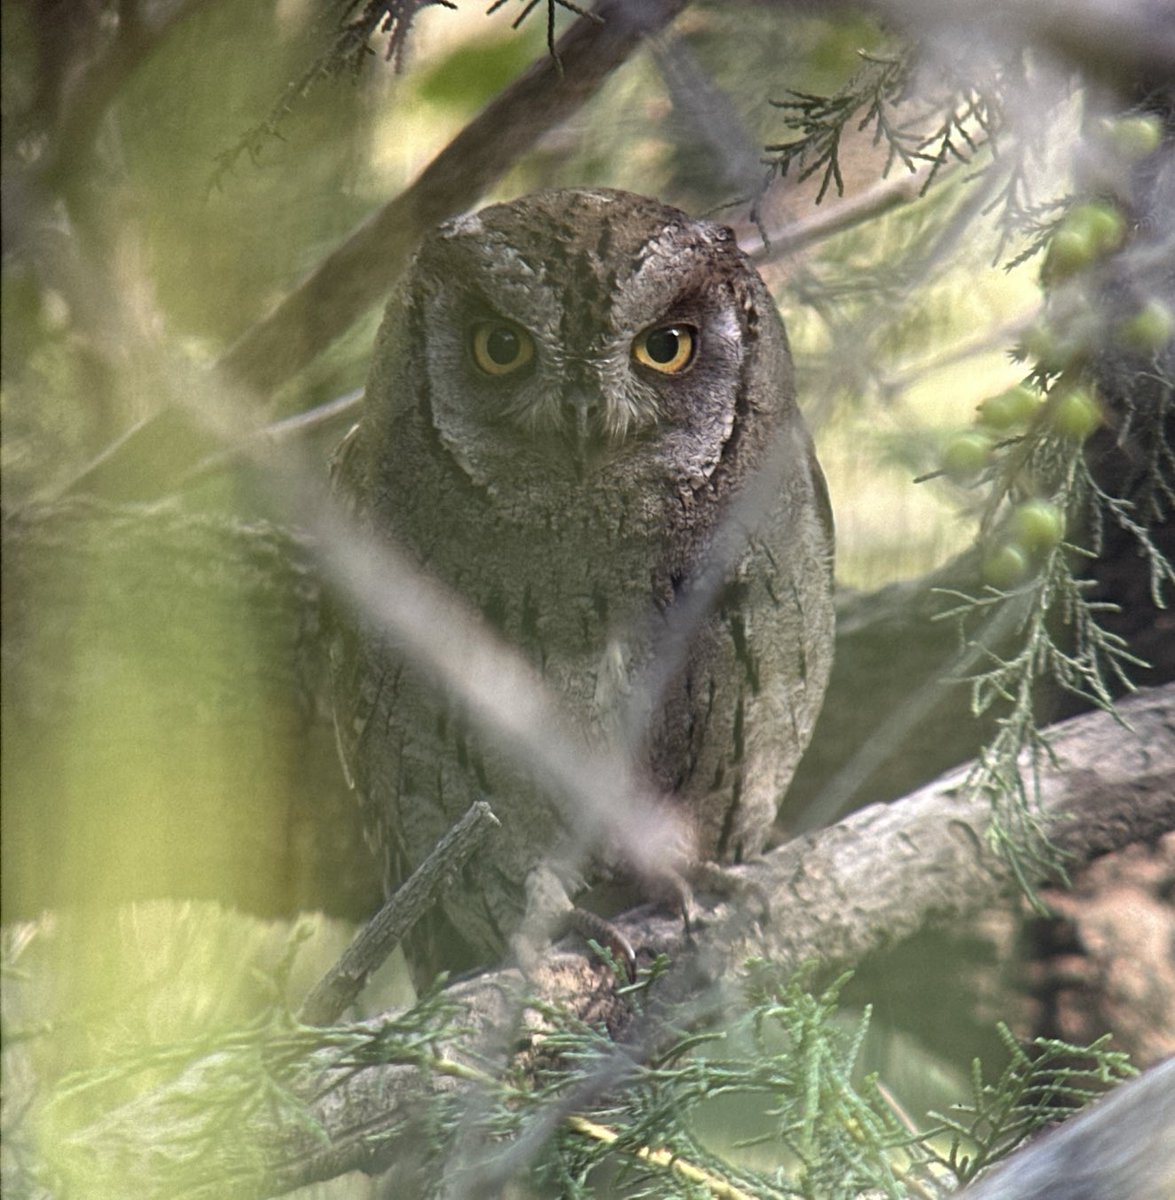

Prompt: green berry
[
  {"left": 1008, "top": 500, "right": 1065, "bottom": 553},
  {"left": 983, "top": 543, "right": 1031, "bottom": 589},
  {"left": 1069, "top": 202, "right": 1127, "bottom": 255},
  {"left": 1021, "top": 323, "right": 1084, "bottom": 373},
  {"left": 1049, "top": 388, "right": 1102, "bottom": 441},
  {"left": 1098, "top": 114, "right": 1163, "bottom": 162},
  {"left": 1119, "top": 300, "right": 1173, "bottom": 353},
  {"left": 978, "top": 384, "right": 1039, "bottom": 429},
  {"left": 1044, "top": 202, "right": 1126, "bottom": 282},
  {"left": 1044, "top": 228, "right": 1095, "bottom": 280},
  {"left": 942, "top": 431, "right": 993, "bottom": 482}
]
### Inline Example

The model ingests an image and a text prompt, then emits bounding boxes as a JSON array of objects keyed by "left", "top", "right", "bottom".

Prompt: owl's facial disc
[
  {"left": 447, "top": 304, "right": 717, "bottom": 474},
  {"left": 417, "top": 195, "right": 754, "bottom": 484},
  {"left": 457, "top": 309, "right": 677, "bottom": 455}
]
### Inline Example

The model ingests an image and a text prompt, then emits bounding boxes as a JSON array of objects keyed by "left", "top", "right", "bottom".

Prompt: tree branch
[
  {"left": 217, "top": 0, "right": 687, "bottom": 396},
  {"left": 48, "top": 684, "right": 1175, "bottom": 1198},
  {"left": 298, "top": 800, "right": 499, "bottom": 1025}
]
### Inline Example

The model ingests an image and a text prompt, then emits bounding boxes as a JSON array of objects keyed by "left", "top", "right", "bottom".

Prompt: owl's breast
[{"left": 389, "top": 435, "right": 685, "bottom": 661}]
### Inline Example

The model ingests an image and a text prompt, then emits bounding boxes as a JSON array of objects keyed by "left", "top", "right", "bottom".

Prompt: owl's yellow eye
[
  {"left": 632, "top": 324, "right": 697, "bottom": 374},
  {"left": 470, "top": 321, "right": 534, "bottom": 376}
]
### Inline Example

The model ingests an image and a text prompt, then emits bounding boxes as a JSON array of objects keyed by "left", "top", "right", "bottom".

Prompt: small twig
[
  {"left": 175, "top": 388, "right": 364, "bottom": 488},
  {"left": 299, "top": 800, "right": 499, "bottom": 1025},
  {"left": 748, "top": 167, "right": 932, "bottom": 262},
  {"left": 793, "top": 585, "right": 1031, "bottom": 832},
  {"left": 566, "top": 1115, "right": 758, "bottom": 1200}
]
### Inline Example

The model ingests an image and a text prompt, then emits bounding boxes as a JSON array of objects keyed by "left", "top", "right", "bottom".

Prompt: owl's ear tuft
[{"left": 438, "top": 211, "right": 485, "bottom": 240}]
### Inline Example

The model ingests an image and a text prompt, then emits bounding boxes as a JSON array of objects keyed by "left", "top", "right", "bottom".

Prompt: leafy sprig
[
  {"left": 212, "top": 0, "right": 597, "bottom": 186},
  {"left": 487, "top": 0, "right": 603, "bottom": 62},
  {"left": 934, "top": 417, "right": 1147, "bottom": 892},
  {"left": 931, "top": 180, "right": 1173, "bottom": 897},
  {"left": 925, "top": 1024, "right": 1134, "bottom": 1184},
  {"left": 766, "top": 50, "right": 1002, "bottom": 204}
]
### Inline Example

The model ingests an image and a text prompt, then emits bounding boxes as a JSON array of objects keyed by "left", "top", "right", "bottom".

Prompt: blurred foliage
[
  {"left": 415, "top": 29, "right": 535, "bottom": 107},
  {"left": 1, "top": 904, "right": 412, "bottom": 1200}
]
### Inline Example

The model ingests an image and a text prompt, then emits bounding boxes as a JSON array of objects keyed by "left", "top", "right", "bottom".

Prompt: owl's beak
[{"left": 562, "top": 389, "right": 601, "bottom": 463}]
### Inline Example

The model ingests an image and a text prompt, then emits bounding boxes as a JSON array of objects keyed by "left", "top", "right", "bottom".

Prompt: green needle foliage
[
  {"left": 765, "top": 47, "right": 1002, "bottom": 203},
  {"left": 931, "top": 144, "right": 1174, "bottom": 900},
  {"left": 925, "top": 1024, "right": 1134, "bottom": 1185},
  {"left": 934, "top": 406, "right": 1159, "bottom": 898},
  {"left": 210, "top": 0, "right": 459, "bottom": 182},
  {"left": 210, "top": 0, "right": 596, "bottom": 182},
  {"left": 757, "top": 31, "right": 1172, "bottom": 900},
  {"left": 11, "top": 947, "right": 1136, "bottom": 1199}
]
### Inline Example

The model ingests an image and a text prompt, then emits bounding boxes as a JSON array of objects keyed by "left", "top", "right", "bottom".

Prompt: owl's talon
[
  {"left": 662, "top": 870, "right": 697, "bottom": 941},
  {"left": 568, "top": 906, "right": 638, "bottom": 982}
]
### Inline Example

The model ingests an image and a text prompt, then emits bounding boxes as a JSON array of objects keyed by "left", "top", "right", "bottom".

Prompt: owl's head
[{"left": 365, "top": 188, "right": 796, "bottom": 490}]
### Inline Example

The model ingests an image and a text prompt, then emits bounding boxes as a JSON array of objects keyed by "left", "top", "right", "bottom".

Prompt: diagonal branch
[
  {"left": 298, "top": 800, "right": 498, "bottom": 1025},
  {"left": 58, "top": 0, "right": 688, "bottom": 503},
  {"left": 217, "top": 0, "right": 687, "bottom": 396}
]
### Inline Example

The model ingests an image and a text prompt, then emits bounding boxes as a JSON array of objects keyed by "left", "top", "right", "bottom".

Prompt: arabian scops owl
[{"left": 331, "top": 188, "right": 834, "bottom": 983}]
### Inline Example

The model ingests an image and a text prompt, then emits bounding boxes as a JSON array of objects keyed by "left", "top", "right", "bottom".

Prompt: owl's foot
[
  {"left": 511, "top": 864, "right": 638, "bottom": 981},
  {"left": 510, "top": 863, "right": 573, "bottom": 976},
  {"left": 566, "top": 906, "right": 637, "bottom": 981}
]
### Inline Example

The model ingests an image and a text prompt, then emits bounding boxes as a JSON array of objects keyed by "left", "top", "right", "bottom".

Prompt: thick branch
[
  {"left": 55, "top": 0, "right": 687, "bottom": 503},
  {"left": 717, "top": 685, "right": 1175, "bottom": 980},
  {"left": 50, "top": 685, "right": 1175, "bottom": 1198}
]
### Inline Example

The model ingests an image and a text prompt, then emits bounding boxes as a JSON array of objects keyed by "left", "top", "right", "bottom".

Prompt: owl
[{"left": 331, "top": 188, "right": 834, "bottom": 985}]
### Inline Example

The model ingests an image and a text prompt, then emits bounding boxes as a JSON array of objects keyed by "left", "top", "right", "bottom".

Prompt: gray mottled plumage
[{"left": 330, "top": 188, "right": 834, "bottom": 982}]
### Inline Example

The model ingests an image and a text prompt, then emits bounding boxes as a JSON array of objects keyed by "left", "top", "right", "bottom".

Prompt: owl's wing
[
  {"left": 327, "top": 421, "right": 417, "bottom": 906},
  {"left": 326, "top": 422, "right": 370, "bottom": 794}
]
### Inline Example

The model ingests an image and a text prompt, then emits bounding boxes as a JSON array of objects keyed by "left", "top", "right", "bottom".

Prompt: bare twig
[
  {"left": 791, "top": 578, "right": 1030, "bottom": 832},
  {"left": 874, "top": 0, "right": 1175, "bottom": 89},
  {"left": 176, "top": 387, "right": 364, "bottom": 488},
  {"left": 298, "top": 800, "right": 499, "bottom": 1026},
  {"left": 748, "top": 167, "right": 932, "bottom": 262}
]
